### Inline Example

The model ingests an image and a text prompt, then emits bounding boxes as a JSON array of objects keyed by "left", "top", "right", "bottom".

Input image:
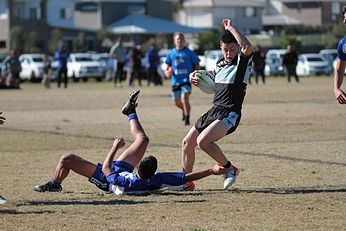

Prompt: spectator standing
[
  {"left": 41, "top": 54, "right": 52, "bottom": 89},
  {"left": 54, "top": 43, "right": 69, "bottom": 88},
  {"left": 129, "top": 45, "right": 143, "bottom": 87},
  {"left": 109, "top": 37, "right": 127, "bottom": 87},
  {"left": 282, "top": 44, "right": 299, "bottom": 83},
  {"left": 3, "top": 49, "right": 21, "bottom": 89},
  {"left": 253, "top": 45, "right": 266, "bottom": 84},
  {"left": 146, "top": 44, "right": 162, "bottom": 86}
]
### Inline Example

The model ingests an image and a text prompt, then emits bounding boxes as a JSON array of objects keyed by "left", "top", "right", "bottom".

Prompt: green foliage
[
  {"left": 279, "top": 34, "right": 302, "bottom": 53},
  {"left": 196, "top": 30, "right": 220, "bottom": 53},
  {"left": 96, "top": 27, "right": 112, "bottom": 42},
  {"left": 49, "top": 29, "right": 63, "bottom": 53},
  {"left": 25, "top": 31, "right": 39, "bottom": 53},
  {"left": 10, "top": 26, "right": 23, "bottom": 50},
  {"left": 72, "top": 32, "right": 88, "bottom": 52},
  {"left": 325, "top": 23, "right": 344, "bottom": 49}
]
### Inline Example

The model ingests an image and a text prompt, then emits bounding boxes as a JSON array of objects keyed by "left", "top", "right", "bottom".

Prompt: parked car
[
  {"left": 19, "top": 53, "right": 45, "bottom": 81},
  {"left": 319, "top": 49, "right": 337, "bottom": 70},
  {"left": 67, "top": 53, "right": 105, "bottom": 81},
  {"left": 204, "top": 50, "right": 223, "bottom": 72},
  {"left": 91, "top": 53, "right": 111, "bottom": 78},
  {"left": 296, "top": 53, "right": 332, "bottom": 76},
  {"left": 264, "top": 49, "right": 286, "bottom": 76}
]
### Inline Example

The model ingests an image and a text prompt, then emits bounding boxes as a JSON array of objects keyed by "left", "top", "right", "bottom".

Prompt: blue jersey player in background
[
  {"left": 334, "top": 6, "right": 346, "bottom": 104},
  {"left": 34, "top": 91, "right": 226, "bottom": 195},
  {"left": 165, "top": 33, "right": 200, "bottom": 126}
]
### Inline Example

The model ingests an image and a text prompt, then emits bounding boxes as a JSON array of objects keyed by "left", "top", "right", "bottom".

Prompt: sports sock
[
  {"left": 223, "top": 161, "right": 232, "bottom": 169},
  {"left": 50, "top": 178, "right": 61, "bottom": 187},
  {"left": 127, "top": 113, "right": 138, "bottom": 121}
]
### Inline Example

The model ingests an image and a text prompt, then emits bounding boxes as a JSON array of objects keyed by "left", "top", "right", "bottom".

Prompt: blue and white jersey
[
  {"left": 106, "top": 171, "right": 186, "bottom": 195},
  {"left": 165, "top": 48, "right": 200, "bottom": 86},
  {"left": 212, "top": 53, "right": 253, "bottom": 112},
  {"left": 337, "top": 36, "right": 346, "bottom": 61}
]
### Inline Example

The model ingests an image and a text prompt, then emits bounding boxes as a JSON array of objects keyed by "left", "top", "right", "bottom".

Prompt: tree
[
  {"left": 325, "top": 23, "right": 344, "bottom": 49},
  {"left": 196, "top": 30, "right": 219, "bottom": 53},
  {"left": 25, "top": 31, "right": 40, "bottom": 53},
  {"left": 279, "top": 34, "right": 302, "bottom": 53},
  {"left": 10, "top": 26, "right": 23, "bottom": 50},
  {"left": 72, "top": 32, "right": 87, "bottom": 52},
  {"left": 49, "top": 29, "right": 63, "bottom": 53}
]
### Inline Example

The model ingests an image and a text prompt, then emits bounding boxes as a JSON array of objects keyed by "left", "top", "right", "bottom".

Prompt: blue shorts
[
  {"left": 88, "top": 161, "right": 134, "bottom": 191},
  {"left": 171, "top": 82, "right": 192, "bottom": 100}
]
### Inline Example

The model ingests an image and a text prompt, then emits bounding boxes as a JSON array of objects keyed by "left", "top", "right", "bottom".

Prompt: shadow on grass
[
  {"left": 0, "top": 209, "right": 54, "bottom": 215},
  {"left": 16, "top": 199, "right": 152, "bottom": 207},
  {"left": 204, "top": 186, "right": 346, "bottom": 195}
]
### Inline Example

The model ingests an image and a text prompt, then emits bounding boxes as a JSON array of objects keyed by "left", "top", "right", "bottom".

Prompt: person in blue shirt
[
  {"left": 181, "top": 19, "right": 253, "bottom": 191},
  {"left": 54, "top": 42, "right": 70, "bottom": 88},
  {"left": 334, "top": 6, "right": 346, "bottom": 104},
  {"left": 165, "top": 33, "right": 200, "bottom": 126},
  {"left": 34, "top": 90, "right": 226, "bottom": 194}
]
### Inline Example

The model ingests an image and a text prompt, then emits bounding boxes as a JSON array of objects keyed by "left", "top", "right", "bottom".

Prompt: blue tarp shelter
[{"left": 108, "top": 14, "right": 205, "bottom": 34}]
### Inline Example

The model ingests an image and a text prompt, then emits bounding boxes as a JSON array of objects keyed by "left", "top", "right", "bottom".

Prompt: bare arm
[
  {"left": 102, "top": 138, "right": 125, "bottom": 176},
  {"left": 185, "top": 164, "right": 226, "bottom": 182},
  {"left": 334, "top": 59, "right": 346, "bottom": 104},
  {"left": 223, "top": 19, "right": 253, "bottom": 56}
]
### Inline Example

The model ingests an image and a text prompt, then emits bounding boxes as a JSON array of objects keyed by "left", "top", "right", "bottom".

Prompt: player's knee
[
  {"left": 60, "top": 153, "right": 76, "bottom": 166},
  {"left": 196, "top": 137, "right": 209, "bottom": 151},
  {"left": 137, "top": 134, "right": 149, "bottom": 146},
  {"left": 182, "top": 136, "right": 196, "bottom": 150}
]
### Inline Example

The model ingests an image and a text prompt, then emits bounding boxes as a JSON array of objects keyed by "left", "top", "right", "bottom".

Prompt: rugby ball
[{"left": 194, "top": 70, "right": 215, "bottom": 94}]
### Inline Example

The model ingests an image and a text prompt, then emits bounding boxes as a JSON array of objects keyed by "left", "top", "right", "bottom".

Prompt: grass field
[{"left": 1, "top": 77, "right": 346, "bottom": 230}]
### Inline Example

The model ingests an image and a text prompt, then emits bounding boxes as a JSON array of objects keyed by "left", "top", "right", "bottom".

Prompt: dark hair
[
  {"left": 343, "top": 6, "right": 346, "bottom": 14},
  {"left": 220, "top": 31, "right": 237, "bottom": 45},
  {"left": 137, "top": 155, "right": 158, "bottom": 179}
]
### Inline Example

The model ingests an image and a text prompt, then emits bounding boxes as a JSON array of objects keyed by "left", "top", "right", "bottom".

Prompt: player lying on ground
[{"left": 34, "top": 90, "right": 227, "bottom": 195}]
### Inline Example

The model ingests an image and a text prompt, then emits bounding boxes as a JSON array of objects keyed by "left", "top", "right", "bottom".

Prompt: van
[{"left": 264, "top": 49, "right": 287, "bottom": 76}]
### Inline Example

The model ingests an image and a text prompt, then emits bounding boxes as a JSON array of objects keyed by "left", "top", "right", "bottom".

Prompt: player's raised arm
[
  {"left": 102, "top": 138, "right": 125, "bottom": 176},
  {"left": 223, "top": 19, "right": 253, "bottom": 56}
]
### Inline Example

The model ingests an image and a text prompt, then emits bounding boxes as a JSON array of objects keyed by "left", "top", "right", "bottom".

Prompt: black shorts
[{"left": 195, "top": 106, "right": 241, "bottom": 135}]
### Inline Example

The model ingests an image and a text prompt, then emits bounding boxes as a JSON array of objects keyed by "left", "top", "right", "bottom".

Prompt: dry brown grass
[{"left": 1, "top": 77, "right": 346, "bottom": 230}]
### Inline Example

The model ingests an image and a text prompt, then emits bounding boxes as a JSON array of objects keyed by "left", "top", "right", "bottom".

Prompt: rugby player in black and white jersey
[{"left": 182, "top": 18, "right": 253, "bottom": 190}]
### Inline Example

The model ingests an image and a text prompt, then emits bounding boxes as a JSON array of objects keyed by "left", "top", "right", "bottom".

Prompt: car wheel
[
  {"left": 72, "top": 73, "right": 79, "bottom": 82},
  {"left": 30, "top": 72, "right": 36, "bottom": 82}
]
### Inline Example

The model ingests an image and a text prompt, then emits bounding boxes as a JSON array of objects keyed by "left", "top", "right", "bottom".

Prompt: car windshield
[
  {"left": 32, "top": 57, "right": 44, "bottom": 62},
  {"left": 307, "top": 57, "right": 323, "bottom": 62},
  {"left": 75, "top": 56, "right": 93, "bottom": 62}
]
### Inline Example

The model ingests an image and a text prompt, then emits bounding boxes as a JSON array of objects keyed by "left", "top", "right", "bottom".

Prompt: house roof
[
  {"left": 108, "top": 14, "right": 205, "bottom": 34},
  {"left": 262, "top": 14, "right": 301, "bottom": 26},
  {"left": 182, "top": 0, "right": 264, "bottom": 7}
]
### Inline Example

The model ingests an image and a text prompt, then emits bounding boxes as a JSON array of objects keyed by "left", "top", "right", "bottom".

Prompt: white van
[
  {"left": 204, "top": 50, "right": 223, "bottom": 72},
  {"left": 264, "top": 49, "right": 287, "bottom": 76},
  {"left": 19, "top": 54, "right": 45, "bottom": 81}
]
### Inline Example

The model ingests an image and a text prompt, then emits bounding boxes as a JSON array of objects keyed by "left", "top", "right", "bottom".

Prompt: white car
[
  {"left": 19, "top": 53, "right": 45, "bottom": 81},
  {"left": 296, "top": 53, "right": 332, "bottom": 76},
  {"left": 264, "top": 49, "right": 287, "bottom": 76},
  {"left": 319, "top": 49, "right": 337, "bottom": 68},
  {"left": 67, "top": 53, "right": 105, "bottom": 81},
  {"left": 204, "top": 50, "right": 223, "bottom": 72}
]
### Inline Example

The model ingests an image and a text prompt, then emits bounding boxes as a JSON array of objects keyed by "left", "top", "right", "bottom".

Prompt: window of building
[
  {"left": 244, "top": 7, "right": 256, "bottom": 18},
  {"left": 128, "top": 5, "right": 145, "bottom": 15},
  {"left": 60, "top": 8, "right": 70, "bottom": 19},
  {"left": 13, "top": 2, "right": 26, "bottom": 19},
  {"left": 76, "top": 2, "right": 98, "bottom": 12},
  {"left": 0, "top": 40, "right": 6, "bottom": 48},
  {"left": 29, "top": 8, "right": 37, "bottom": 19}
]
